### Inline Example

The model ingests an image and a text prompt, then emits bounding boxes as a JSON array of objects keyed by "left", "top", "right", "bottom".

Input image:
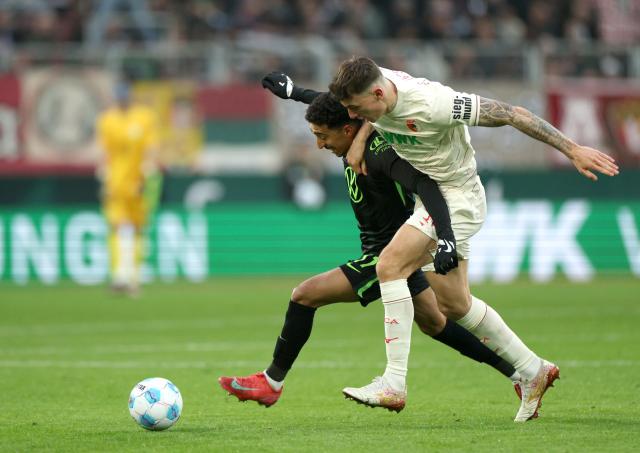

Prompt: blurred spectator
[
  {"left": 344, "top": 0, "right": 387, "bottom": 39},
  {"left": 86, "top": 0, "right": 158, "bottom": 47},
  {"left": 183, "top": 0, "right": 233, "bottom": 39},
  {"left": 494, "top": 3, "right": 526, "bottom": 43},
  {"left": 282, "top": 150, "right": 327, "bottom": 210},
  {"left": 564, "top": 0, "right": 597, "bottom": 45},
  {"left": 420, "top": 0, "right": 458, "bottom": 40},
  {"left": 593, "top": 0, "right": 640, "bottom": 45},
  {"left": 524, "top": 0, "right": 562, "bottom": 41},
  {"left": 387, "top": 0, "right": 421, "bottom": 39}
]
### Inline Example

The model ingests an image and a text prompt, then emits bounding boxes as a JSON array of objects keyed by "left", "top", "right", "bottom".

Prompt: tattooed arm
[
  {"left": 477, "top": 97, "right": 619, "bottom": 181},
  {"left": 477, "top": 97, "right": 575, "bottom": 154}
]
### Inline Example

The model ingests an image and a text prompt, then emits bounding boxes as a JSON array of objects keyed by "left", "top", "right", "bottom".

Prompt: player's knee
[
  {"left": 291, "top": 281, "right": 321, "bottom": 308},
  {"left": 376, "top": 254, "right": 400, "bottom": 281},
  {"left": 290, "top": 284, "right": 309, "bottom": 305},
  {"left": 377, "top": 247, "right": 415, "bottom": 281}
]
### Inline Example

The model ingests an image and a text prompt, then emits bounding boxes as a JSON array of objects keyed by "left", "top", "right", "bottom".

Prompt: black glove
[
  {"left": 433, "top": 231, "right": 458, "bottom": 275},
  {"left": 261, "top": 71, "right": 294, "bottom": 99}
]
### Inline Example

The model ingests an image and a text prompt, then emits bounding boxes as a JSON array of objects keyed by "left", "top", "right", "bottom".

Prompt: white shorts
[{"left": 406, "top": 176, "right": 486, "bottom": 271}]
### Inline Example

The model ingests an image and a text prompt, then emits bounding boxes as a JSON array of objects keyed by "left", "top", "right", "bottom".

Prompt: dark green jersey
[
  {"left": 291, "top": 87, "right": 453, "bottom": 255},
  {"left": 346, "top": 132, "right": 415, "bottom": 255}
]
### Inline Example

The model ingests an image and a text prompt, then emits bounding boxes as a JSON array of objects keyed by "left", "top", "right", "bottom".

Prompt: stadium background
[
  {"left": 1, "top": 1, "right": 639, "bottom": 451},
  {"left": 0, "top": 0, "right": 639, "bottom": 284}
]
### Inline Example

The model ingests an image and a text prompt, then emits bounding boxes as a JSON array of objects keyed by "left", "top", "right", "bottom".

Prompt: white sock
[
  {"left": 263, "top": 370, "right": 283, "bottom": 391},
  {"left": 457, "top": 296, "right": 541, "bottom": 381},
  {"left": 115, "top": 224, "right": 135, "bottom": 285},
  {"left": 380, "top": 279, "right": 414, "bottom": 391}
]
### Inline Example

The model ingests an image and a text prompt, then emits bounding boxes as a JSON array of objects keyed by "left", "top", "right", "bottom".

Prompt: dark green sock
[{"left": 266, "top": 301, "right": 317, "bottom": 382}]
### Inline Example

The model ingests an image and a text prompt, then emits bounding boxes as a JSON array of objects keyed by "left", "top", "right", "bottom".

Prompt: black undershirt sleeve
[
  {"left": 290, "top": 87, "right": 322, "bottom": 104},
  {"left": 380, "top": 151, "right": 453, "bottom": 238}
]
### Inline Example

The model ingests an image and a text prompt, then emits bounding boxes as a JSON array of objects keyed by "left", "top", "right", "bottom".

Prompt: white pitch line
[
  {"left": 0, "top": 359, "right": 636, "bottom": 370},
  {"left": 559, "top": 360, "right": 638, "bottom": 367},
  {"left": 0, "top": 359, "right": 360, "bottom": 369},
  {"left": 0, "top": 339, "right": 371, "bottom": 356},
  {"left": 0, "top": 317, "right": 284, "bottom": 337}
]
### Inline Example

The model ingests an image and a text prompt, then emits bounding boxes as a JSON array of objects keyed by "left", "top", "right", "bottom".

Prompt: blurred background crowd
[
  {"left": 1, "top": 0, "right": 639, "bottom": 80},
  {"left": 2, "top": 0, "right": 638, "bottom": 45}
]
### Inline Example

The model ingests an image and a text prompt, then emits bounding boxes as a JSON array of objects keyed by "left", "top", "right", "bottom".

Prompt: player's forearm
[
  {"left": 355, "top": 121, "right": 374, "bottom": 143},
  {"left": 347, "top": 121, "right": 373, "bottom": 174},
  {"left": 352, "top": 123, "right": 371, "bottom": 158},
  {"left": 388, "top": 158, "right": 453, "bottom": 237},
  {"left": 415, "top": 178, "right": 453, "bottom": 237},
  {"left": 477, "top": 97, "right": 577, "bottom": 157},
  {"left": 291, "top": 87, "right": 321, "bottom": 104}
]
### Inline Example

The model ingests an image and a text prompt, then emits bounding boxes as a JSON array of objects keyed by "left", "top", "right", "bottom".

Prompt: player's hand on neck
[{"left": 346, "top": 121, "right": 373, "bottom": 175}]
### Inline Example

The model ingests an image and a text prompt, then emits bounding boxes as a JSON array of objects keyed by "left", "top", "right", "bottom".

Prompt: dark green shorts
[{"left": 339, "top": 254, "right": 430, "bottom": 306}]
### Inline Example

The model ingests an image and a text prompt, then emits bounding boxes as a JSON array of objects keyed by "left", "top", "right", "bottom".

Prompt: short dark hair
[
  {"left": 305, "top": 92, "right": 361, "bottom": 129},
  {"left": 329, "top": 56, "right": 382, "bottom": 101}
]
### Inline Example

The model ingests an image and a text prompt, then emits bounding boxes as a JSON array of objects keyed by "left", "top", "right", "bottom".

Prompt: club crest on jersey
[
  {"left": 406, "top": 119, "right": 418, "bottom": 132},
  {"left": 344, "top": 167, "right": 363, "bottom": 203},
  {"left": 369, "top": 135, "right": 388, "bottom": 154}
]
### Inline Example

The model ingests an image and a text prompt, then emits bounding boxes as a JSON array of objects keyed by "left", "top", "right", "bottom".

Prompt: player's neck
[{"left": 385, "top": 78, "right": 398, "bottom": 113}]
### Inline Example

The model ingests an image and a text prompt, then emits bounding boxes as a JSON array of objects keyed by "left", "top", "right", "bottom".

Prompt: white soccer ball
[{"left": 128, "top": 377, "right": 183, "bottom": 431}]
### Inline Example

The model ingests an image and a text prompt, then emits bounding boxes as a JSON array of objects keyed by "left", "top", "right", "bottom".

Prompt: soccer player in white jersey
[{"left": 329, "top": 56, "right": 619, "bottom": 422}]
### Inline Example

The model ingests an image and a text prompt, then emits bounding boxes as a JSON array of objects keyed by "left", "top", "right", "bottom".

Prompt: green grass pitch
[{"left": 1, "top": 277, "right": 639, "bottom": 452}]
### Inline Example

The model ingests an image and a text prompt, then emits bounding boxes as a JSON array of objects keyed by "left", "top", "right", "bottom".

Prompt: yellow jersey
[{"left": 97, "top": 104, "right": 158, "bottom": 199}]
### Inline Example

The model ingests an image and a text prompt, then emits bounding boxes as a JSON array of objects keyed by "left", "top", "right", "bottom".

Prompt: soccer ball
[{"left": 128, "top": 377, "right": 183, "bottom": 431}]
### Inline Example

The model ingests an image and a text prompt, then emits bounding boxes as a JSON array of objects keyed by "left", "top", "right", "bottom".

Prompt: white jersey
[{"left": 373, "top": 68, "right": 480, "bottom": 188}]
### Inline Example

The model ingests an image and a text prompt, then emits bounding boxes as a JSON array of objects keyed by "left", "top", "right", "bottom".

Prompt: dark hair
[
  {"left": 329, "top": 56, "right": 382, "bottom": 101},
  {"left": 305, "top": 92, "right": 361, "bottom": 129}
]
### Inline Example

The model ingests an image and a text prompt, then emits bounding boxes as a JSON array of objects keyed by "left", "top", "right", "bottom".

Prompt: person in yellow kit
[{"left": 97, "top": 82, "right": 159, "bottom": 295}]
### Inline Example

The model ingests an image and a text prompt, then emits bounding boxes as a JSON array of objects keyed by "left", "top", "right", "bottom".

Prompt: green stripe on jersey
[{"left": 394, "top": 181, "right": 407, "bottom": 206}]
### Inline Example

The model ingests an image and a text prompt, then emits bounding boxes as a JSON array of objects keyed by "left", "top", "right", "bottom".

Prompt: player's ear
[
  {"left": 373, "top": 87, "right": 384, "bottom": 99},
  {"left": 344, "top": 124, "right": 360, "bottom": 139}
]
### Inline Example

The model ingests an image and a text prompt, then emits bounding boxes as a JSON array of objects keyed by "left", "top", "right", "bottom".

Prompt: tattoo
[
  {"left": 478, "top": 97, "right": 514, "bottom": 127},
  {"left": 478, "top": 97, "right": 573, "bottom": 155}
]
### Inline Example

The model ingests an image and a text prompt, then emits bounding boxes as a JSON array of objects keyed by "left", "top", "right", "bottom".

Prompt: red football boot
[{"left": 218, "top": 372, "right": 282, "bottom": 407}]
